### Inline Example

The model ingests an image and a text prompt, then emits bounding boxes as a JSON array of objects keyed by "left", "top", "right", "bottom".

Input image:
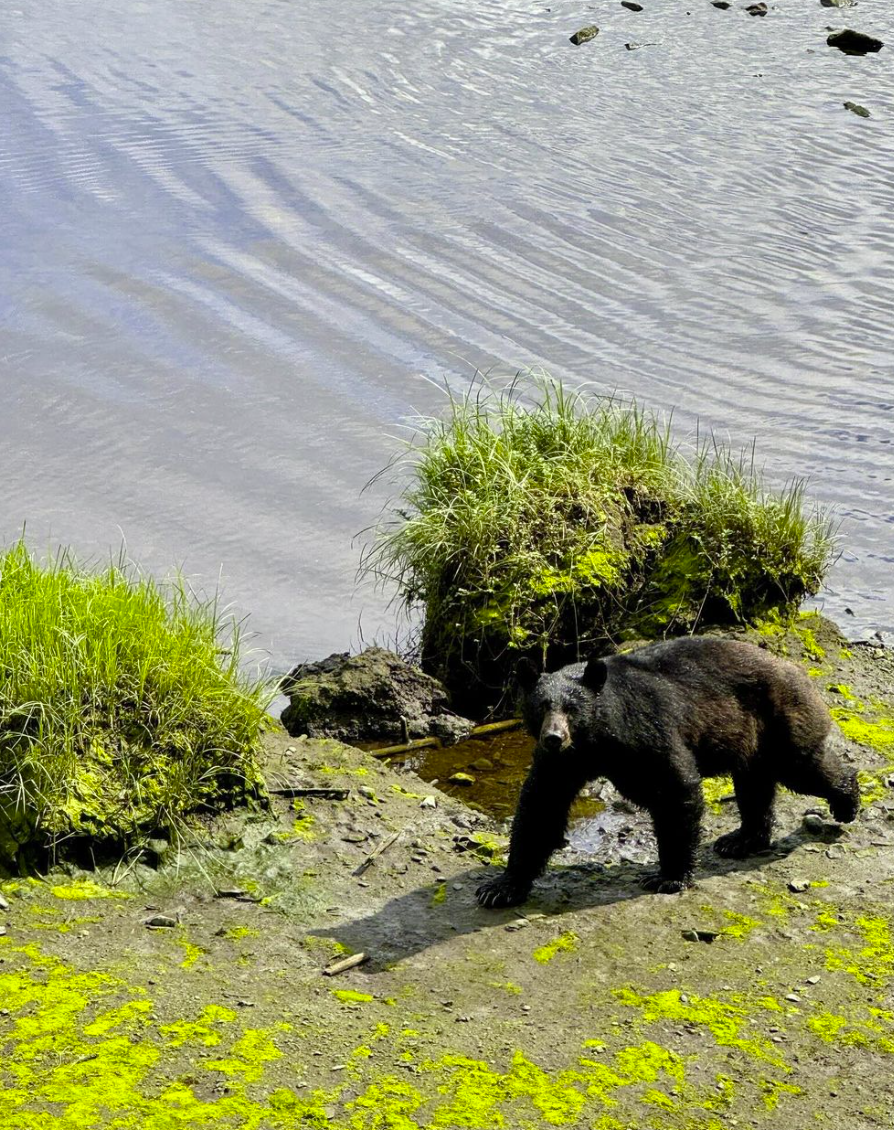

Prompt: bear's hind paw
[
  {"left": 639, "top": 873, "right": 693, "bottom": 895},
  {"left": 713, "top": 829, "right": 772, "bottom": 859},
  {"left": 475, "top": 875, "right": 531, "bottom": 909}
]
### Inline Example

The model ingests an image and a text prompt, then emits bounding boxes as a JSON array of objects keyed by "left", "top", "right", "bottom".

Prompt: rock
[
  {"left": 844, "top": 100, "right": 870, "bottom": 117},
  {"left": 621, "top": 1, "right": 643, "bottom": 10},
  {"left": 359, "top": 786, "right": 377, "bottom": 800},
  {"left": 280, "top": 648, "right": 473, "bottom": 743},
  {"left": 827, "top": 29, "right": 883, "bottom": 54},
  {"left": 745, "top": 3, "right": 768, "bottom": 14},
  {"left": 569, "top": 25, "right": 600, "bottom": 46},
  {"left": 449, "top": 773, "right": 475, "bottom": 787},
  {"left": 803, "top": 814, "right": 825, "bottom": 833},
  {"left": 785, "top": 993, "right": 801, "bottom": 1003},
  {"left": 505, "top": 918, "right": 530, "bottom": 931},
  {"left": 821, "top": 0, "right": 857, "bottom": 7},
  {"left": 469, "top": 758, "right": 494, "bottom": 772},
  {"left": 712, "top": 1, "right": 731, "bottom": 7},
  {"left": 419, "top": 796, "right": 437, "bottom": 809},
  {"left": 681, "top": 929, "right": 700, "bottom": 942},
  {"left": 806, "top": 975, "right": 822, "bottom": 985},
  {"left": 0, "top": 893, "right": 8, "bottom": 911},
  {"left": 788, "top": 878, "right": 811, "bottom": 893},
  {"left": 145, "top": 915, "right": 177, "bottom": 929}
]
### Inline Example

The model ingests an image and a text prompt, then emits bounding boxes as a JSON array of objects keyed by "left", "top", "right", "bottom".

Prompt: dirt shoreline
[{"left": 2, "top": 615, "right": 894, "bottom": 1128}]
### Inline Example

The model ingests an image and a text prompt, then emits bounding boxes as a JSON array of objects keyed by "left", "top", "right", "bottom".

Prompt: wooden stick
[
  {"left": 352, "top": 829, "right": 402, "bottom": 876},
  {"left": 323, "top": 952, "right": 368, "bottom": 976},
  {"left": 370, "top": 719, "right": 524, "bottom": 760},
  {"left": 269, "top": 786, "right": 350, "bottom": 799}
]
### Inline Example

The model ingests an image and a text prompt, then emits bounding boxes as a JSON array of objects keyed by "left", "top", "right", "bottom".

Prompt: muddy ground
[{"left": 2, "top": 615, "right": 894, "bottom": 1128}]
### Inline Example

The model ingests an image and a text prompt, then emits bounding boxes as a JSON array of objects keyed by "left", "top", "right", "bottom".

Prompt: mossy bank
[{"left": 2, "top": 615, "right": 894, "bottom": 1128}]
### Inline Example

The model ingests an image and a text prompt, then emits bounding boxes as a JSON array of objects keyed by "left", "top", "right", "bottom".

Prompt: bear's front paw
[
  {"left": 475, "top": 874, "right": 531, "bottom": 909},
  {"left": 639, "top": 872, "right": 693, "bottom": 895},
  {"left": 713, "top": 829, "right": 771, "bottom": 859}
]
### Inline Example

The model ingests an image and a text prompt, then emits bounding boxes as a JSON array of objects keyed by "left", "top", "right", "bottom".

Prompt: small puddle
[{"left": 375, "top": 727, "right": 655, "bottom": 864}]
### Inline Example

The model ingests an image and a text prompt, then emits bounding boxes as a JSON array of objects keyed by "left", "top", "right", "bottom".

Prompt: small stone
[
  {"left": 806, "top": 975, "right": 822, "bottom": 985},
  {"left": 788, "top": 879, "right": 811, "bottom": 893},
  {"left": 359, "top": 786, "right": 376, "bottom": 799},
  {"left": 844, "top": 101, "right": 871, "bottom": 118},
  {"left": 826, "top": 844, "right": 846, "bottom": 859},
  {"left": 469, "top": 758, "right": 494, "bottom": 772},
  {"left": 785, "top": 993, "right": 801, "bottom": 1003},
  {"left": 821, "top": 0, "right": 857, "bottom": 7},
  {"left": 505, "top": 918, "right": 530, "bottom": 931},
  {"left": 681, "top": 929, "right": 700, "bottom": 942},
  {"left": 448, "top": 773, "right": 475, "bottom": 787},
  {"left": 145, "top": 915, "right": 177, "bottom": 929},
  {"left": 455, "top": 1015, "right": 472, "bottom": 1023},
  {"left": 521, "top": 1004, "right": 532, "bottom": 1012},
  {"left": 0, "top": 893, "right": 8, "bottom": 911},
  {"left": 452, "top": 883, "right": 464, "bottom": 891},
  {"left": 0, "top": 926, "right": 6, "bottom": 937},
  {"left": 621, "top": 1, "right": 643, "bottom": 9},
  {"left": 712, "top": 1, "right": 731, "bottom": 7},
  {"left": 569, "top": 25, "right": 600, "bottom": 46},
  {"left": 803, "top": 814, "right": 825, "bottom": 833},
  {"left": 420, "top": 796, "right": 437, "bottom": 809},
  {"left": 745, "top": 2, "right": 768, "bottom": 14},
  {"left": 827, "top": 29, "right": 884, "bottom": 54}
]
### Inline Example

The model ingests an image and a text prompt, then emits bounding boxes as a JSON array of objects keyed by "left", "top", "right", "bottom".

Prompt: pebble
[
  {"left": 359, "top": 786, "right": 376, "bottom": 800},
  {"left": 0, "top": 893, "right": 8, "bottom": 911},
  {"left": 506, "top": 918, "right": 530, "bottom": 931},
  {"left": 806, "top": 975, "right": 821, "bottom": 985},
  {"left": 826, "top": 844, "right": 846, "bottom": 859},
  {"left": 785, "top": 993, "right": 801, "bottom": 1003},
  {"left": 569, "top": 25, "right": 600, "bottom": 46},
  {"left": 448, "top": 773, "right": 475, "bottom": 786},
  {"left": 788, "top": 879, "right": 811, "bottom": 893},
  {"left": 419, "top": 796, "right": 437, "bottom": 809},
  {"left": 145, "top": 915, "right": 177, "bottom": 929},
  {"left": 452, "top": 883, "right": 464, "bottom": 891}
]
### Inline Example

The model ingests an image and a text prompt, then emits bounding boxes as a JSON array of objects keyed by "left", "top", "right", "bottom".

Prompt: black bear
[{"left": 476, "top": 637, "right": 859, "bottom": 908}]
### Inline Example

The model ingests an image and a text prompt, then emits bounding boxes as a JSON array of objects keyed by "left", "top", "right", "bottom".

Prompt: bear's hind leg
[
  {"left": 777, "top": 744, "right": 860, "bottom": 824},
  {"left": 714, "top": 770, "right": 776, "bottom": 858}
]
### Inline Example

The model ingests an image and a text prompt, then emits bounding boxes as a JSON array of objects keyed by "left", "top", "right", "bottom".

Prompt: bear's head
[{"left": 515, "top": 656, "right": 608, "bottom": 752}]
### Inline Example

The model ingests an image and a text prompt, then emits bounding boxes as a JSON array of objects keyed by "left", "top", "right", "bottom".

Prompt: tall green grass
[
  {"left": 362, "top": 375, "right": 836, "bottom": 707},
  {"left": 0, "top": 542, "right": 273, "bottom": 864}
]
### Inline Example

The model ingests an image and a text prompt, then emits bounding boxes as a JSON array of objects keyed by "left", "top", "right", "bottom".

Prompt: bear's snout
[{"left": 540, "top": 711, "right": 571, "bottom": 752}]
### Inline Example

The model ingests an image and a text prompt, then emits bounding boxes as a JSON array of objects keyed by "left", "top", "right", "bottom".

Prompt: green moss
[
  {"left": 160, "top": 1004, "right": 238, "bottom": 1047},
  {"left": 825, "top": 915, "right": 894, "bottom": 985},
  {"left": 760, "top": 1079, "right": 803, "bottom": 1110},
  {"left": 614, "top": 988, "right": 787, "bottom": 1068},
  {"left": 221, "top": 926, "right": 260, "bottom": 941},
  {"left": 332, "top": 989, "right": 375, "bottom": 1004},
  {"left": 533, "top": 931, "right": 579, "bottom": 964},
  {"left": 701, "top": 777, "right": 734, "bottom": 815},
  {"left": 50, "top": 879, "right": 129, "bottom": 901}
]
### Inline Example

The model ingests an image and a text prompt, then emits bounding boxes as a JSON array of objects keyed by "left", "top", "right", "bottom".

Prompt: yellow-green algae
[
  {"left": 701, "top": 777, "right": 733, "bottom": 815},
  {"left": 332, "top": 989, "right": 375, "bottom": 1004},
  {"left": 51, "top": 879, "right": 130, "bottom": 901},
  {"left": 533, "top": 931, "right": 579, "bottom": 964}
]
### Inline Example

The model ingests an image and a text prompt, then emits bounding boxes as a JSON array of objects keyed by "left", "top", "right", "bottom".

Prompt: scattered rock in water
[
  {"left": 712, "top": 1, "right": 731, "bottom": 7},
  {"left": 844, "top": 101, "right": 871, "bottom": 117},
  {"left": 625, "top": 42, "right": 657, "bottom": 50},
  {"left": 745, "top": 3, "right": 768, "bottom": 15},
  {"left": 449, "top": 772, "right": 476, "bottom": 787},
  {"left": 281, "top": 648, "right": 473, "bottom": 744},
  {"left": 827, "top": 29, "right": 883, "bottom": 54},
  {"left": 569, "top": 25, "right": 600, "bottom": 46},
  {"left": 469, "top": 758, "right": 494, "bottom": 772},
  {"left": 821, "top": 0, "right": 857, "bottom": 8},
  {"left": 621, "top": 1, "right": 643, "bottom": 10}
]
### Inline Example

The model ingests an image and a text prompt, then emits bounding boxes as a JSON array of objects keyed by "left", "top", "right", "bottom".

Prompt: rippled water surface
[{"left": 2, "top": 0, "right": 893, "bottom": 668}]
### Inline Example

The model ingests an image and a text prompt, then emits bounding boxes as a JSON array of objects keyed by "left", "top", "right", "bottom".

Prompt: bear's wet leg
[
  {"left": 714, "top": 771, "right": 776, "bottom": 858},
  {"left": 778, "top": 746, "right": 860, "bottom": 824},
  {"left": 476, "top": 754, "right": 587, "bottom": 909},
  {"left": 641, "top": 787, "right": 703, "bottom": 894}
]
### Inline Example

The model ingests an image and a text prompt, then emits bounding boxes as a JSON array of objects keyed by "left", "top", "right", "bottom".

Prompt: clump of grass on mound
[
  {"left": 362, "top": 375, "right": 835, "bottom": 708},
  {"left": 0, "top": 542, "right": 273, "bottom": 866}
]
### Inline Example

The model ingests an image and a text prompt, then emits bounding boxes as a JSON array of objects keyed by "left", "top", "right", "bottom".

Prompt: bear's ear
[
  {"left": 514, "top": 657, "right": 540, "bottom": 693},
  {"left": 582, "top": 657, "right": 608, "bottom": 693}
]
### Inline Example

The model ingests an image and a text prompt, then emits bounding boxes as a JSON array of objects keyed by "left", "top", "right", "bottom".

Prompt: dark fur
[{"left": 476, "top": 637, "right": 859, "bottom": 908}]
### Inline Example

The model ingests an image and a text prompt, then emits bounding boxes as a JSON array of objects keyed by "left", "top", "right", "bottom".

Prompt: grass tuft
[
  {"left": 0, "top": 541, "right": 273, "bottom": 865},
  {"left": 362, "top": 374, "right": 835, "bottom": 707}
]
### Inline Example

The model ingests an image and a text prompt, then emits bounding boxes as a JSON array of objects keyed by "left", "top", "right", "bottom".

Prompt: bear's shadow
[{"left": 311, "top": 830, "right": 814, "bottom": 973}]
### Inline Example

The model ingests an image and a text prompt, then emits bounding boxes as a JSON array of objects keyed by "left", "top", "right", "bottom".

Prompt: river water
[{"left": 2, "top": 0, "right": 893, "bottom": 672}]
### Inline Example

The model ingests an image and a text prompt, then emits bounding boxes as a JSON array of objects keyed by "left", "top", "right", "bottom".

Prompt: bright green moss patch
[
  {"left": 220, "top": 925, "right": 260, "bottom": 941},
  {"left": 533, "top": 931, "right": 579, "bottom": 964},
  {"left": 0, "top": 540, "right": 272, "bottom": 866},
  {"left": 332, "top": 989, "right": 375, "bottom": 1004},
  {"left": 50, "top": 879, "right": 129, "bottom": 901},
  {"left": 430, "top": 882, "right": 447, "bottom": 907},
  {"left": 825, "top": 914, "right": 894, "bottom": 985},
  {"left": 702, "top": 777, "right": 734, "bottom": 814},
  {"left": 614, "top": 988, "right": 787, "bottom": 1067},
  {"left": 160, "top": 1004, "right": 238, "bottom": 1047}
]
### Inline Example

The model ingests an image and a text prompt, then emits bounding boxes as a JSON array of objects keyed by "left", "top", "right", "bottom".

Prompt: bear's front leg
[
  {"left": 476, "top": 752, "right": 587, "bottom": 909},
  {"left": 640, "top": 782, "right": 703, "bottom": 895}
]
